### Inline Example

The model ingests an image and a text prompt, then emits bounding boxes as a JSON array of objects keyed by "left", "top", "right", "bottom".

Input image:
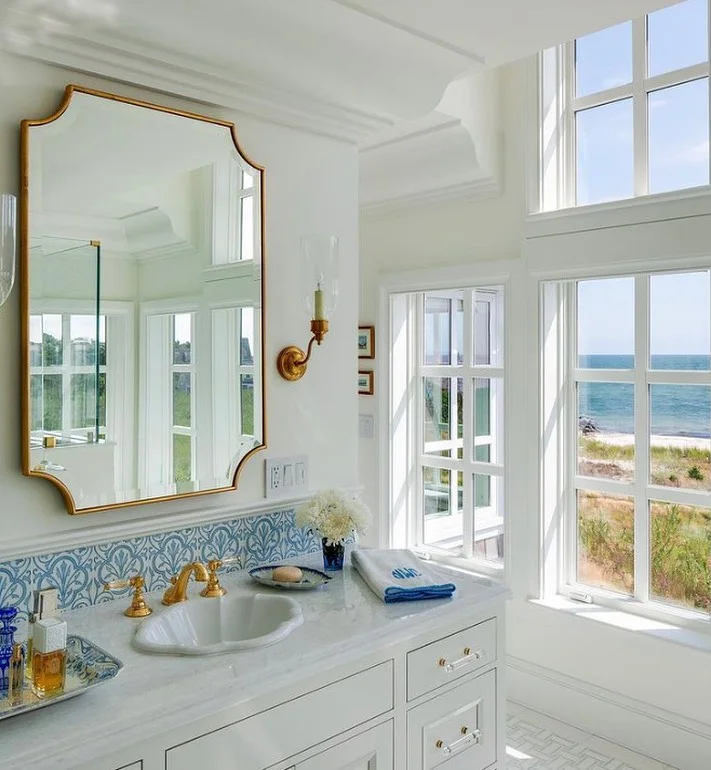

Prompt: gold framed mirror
[{"left": 20, "top": 85, "right": 266, "bottom": 514}]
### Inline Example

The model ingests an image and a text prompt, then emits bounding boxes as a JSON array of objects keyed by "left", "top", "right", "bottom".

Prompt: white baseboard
[{"left": 507, "top": 655, "right": 711, "bottom": 770}]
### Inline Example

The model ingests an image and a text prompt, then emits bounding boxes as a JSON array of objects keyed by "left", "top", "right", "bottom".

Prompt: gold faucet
[{"left": 162, "top": 562, "right": 210, "bottom": 605}]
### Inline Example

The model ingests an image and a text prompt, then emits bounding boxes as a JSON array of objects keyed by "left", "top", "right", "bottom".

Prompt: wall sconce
[
  {"left": 277, "top": 234, "right": 339, "bottom": 381},
  {"left": 0, "top": 194, "right": 16, "bottom": 307}
]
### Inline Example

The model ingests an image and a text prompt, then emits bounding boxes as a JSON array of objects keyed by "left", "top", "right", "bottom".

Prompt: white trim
[{"left": 508, "top": 653, "right": 711, "bottom": 770}]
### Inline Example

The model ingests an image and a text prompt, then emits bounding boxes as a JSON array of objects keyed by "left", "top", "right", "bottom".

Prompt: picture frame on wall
[
  {"left": 357, "top": 325, "right": 375, "bottom": 359},
  {"left": 357, "top": 371, "right": 374, "bottom": 395}
]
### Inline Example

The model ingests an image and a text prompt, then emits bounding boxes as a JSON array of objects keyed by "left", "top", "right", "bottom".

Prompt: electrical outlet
[{"left": 266, "top": 456, "right": 308, "bottom": 498}]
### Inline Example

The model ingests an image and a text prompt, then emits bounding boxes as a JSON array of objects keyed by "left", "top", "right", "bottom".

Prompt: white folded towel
[{"left": 352, "top": 548, "right": 456, "bottom": 603}]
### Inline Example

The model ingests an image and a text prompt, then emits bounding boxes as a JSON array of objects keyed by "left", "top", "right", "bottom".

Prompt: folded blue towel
[{"left": 352, "top": 548, "right": 456, "bottom": 603}]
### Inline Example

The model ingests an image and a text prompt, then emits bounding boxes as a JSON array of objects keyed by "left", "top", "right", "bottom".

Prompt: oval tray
[
  {"left": 249, "top": 565, "right": 331, "bottom": 590},
  {"left": 0, "top": 635, "right": 123, "bottom": 720}
]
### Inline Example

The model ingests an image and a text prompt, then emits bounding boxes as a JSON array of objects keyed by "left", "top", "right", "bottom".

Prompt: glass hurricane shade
[
  {"left": 0, "top": 194, "right": 17, "bottom": 307},
  {"left": 301, "top": 234, "right": 338, "bottom": 321}
]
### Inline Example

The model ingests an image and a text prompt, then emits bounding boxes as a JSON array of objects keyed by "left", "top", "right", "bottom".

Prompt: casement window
[
  {"left": 538, "top": 0, "right": 710, "bottom": 211},
  {"left": 29, "top": 312, "right": 107, "bottom": 445},
  {"left": 389, "top": 286, "right": 505, "bottom": 572},
  {"left": 542, "top": 269, "right": 711, "bottom": 621}
]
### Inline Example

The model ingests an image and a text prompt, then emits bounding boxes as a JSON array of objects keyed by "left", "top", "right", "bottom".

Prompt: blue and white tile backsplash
[{"left": 0, "top": 509, "right": 322, "bottom": 621}]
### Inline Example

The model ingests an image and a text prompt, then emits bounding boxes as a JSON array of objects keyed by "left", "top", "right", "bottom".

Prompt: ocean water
[{"left": 578, "top": 355, "right": 711, "bottom": 438}]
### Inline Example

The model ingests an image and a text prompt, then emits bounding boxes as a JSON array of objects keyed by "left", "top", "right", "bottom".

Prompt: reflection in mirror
[{"left": 22, "top": 86, "right": 265, "bottom": 513}]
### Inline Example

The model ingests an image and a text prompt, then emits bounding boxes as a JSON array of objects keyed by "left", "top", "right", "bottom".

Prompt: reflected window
[{"left": 29, "top": 313, "right": 106, "bottom": 444}]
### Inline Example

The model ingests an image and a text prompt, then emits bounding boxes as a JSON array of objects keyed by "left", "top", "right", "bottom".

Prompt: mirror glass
[{"left": 22, "top": 86, "right": 265, "bottom": 513}]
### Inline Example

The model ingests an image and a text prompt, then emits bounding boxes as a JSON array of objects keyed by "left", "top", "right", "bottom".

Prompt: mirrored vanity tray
[{"left": 0, "top": 635, "right": 123, "bottom": 720}]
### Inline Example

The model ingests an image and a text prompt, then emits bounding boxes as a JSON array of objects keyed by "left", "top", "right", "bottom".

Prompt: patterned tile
[
  {"left": 0, "top": 507, "right": 323, "bottom": 617},
  {"left": 506, "top": 704, "right": 677, "bottom": 770}
]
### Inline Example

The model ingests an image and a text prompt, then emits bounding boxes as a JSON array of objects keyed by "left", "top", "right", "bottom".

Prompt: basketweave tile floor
[{"left": 506, "top": 703, "right": 680, "bottom": 770}]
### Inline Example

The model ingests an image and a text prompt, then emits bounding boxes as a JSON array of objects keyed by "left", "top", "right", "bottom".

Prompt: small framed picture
[
  {"left": 357, "top": 370, "right": 374, "bottom": 395},
  {"left": 357, "top": 325, "right": 375, "bottom": 359}
]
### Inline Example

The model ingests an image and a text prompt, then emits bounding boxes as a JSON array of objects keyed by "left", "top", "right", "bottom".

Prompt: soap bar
[{"left": 272, "top": 566, "right": 303, "bottom": 583}]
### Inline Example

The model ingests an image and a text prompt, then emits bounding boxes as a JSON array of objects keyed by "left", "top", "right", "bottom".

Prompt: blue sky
[
  {"left": 578, "top": 273, "right": 711, "bottom": 356},
  {"left": 576, "top": 0, "right": 709, "bottom": 204},
  {"left": 576, "top": 0, "right": 711, "bottom": 357}
]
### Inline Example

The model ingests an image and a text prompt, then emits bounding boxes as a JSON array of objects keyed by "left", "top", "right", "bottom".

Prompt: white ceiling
[
  {"left": 2, "top": 0, "right": 681, "bottom": 141},
  {"left": 333, "top": 0, "right": 681, "bottom": 66}
]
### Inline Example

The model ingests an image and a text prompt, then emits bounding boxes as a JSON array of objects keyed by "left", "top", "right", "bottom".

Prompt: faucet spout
[{"left": 162, "top": 562, "right": 210, "bottom": 605}]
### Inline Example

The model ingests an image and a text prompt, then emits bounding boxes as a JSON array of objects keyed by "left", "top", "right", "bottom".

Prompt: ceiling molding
[
  {"left": 329, "top": 0, "right": 486, "bottom": 64},
  {"left": 359, "top": 71, "right": 503, "bottom": 218},
  {"left": 361, "top": 177, "right": 501, "bottom": 219},
  {"left": 16, "top": 35, "right": 395, "bottom": 143}
]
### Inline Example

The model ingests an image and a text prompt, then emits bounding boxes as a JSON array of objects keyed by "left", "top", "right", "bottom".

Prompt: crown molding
[
  {"left": 12, "top": 35, "right": 394, "bottom": 143},
  {"left": 361, "top": 178, "right": 501, "bottom": 219},
  {"left": 359, "top": 70, "right": 502, "bottom": 216}
]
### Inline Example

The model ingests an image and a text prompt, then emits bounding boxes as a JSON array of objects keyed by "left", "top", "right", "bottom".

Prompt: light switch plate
[
  {"left": 359, "top": 414, "right": 375, "bottom": 439},
  {"left": 266, "top": 455, "right": 308, "bottom": 498}
]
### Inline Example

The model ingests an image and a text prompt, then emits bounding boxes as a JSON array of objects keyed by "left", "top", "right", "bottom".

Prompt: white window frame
[
  {"left": 536, "top": 1, "right": 711, "bottom": 213},
  {"left": 384, "top": 270, "right": 509, "bottom": 578},
  {"left": 170, "top": 312, "right": 197, "bottom": 484},
  {"left": 541, "top": 267, "right": 711, "bottom": 631}
]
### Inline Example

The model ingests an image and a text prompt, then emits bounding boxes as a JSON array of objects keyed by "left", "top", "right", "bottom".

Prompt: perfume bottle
[
  {"left": 32, "top": 617, "right": 67, "bottom": 698},
  {"left": 26, "top": 587, "right": 59, "bottom": 681},
  {"left": 0, "top": 606, "right": 18, "bottom": 697},
  {"left": 8, "top": 643, "right": 25, "bottom": 706}
]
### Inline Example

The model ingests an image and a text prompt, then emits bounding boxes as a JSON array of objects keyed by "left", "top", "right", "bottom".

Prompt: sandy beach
[{"left": 593, "top": 431, "right": 711, "bottom": 452}]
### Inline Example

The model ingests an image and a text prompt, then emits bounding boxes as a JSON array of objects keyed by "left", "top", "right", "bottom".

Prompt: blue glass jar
[
  {"left": 0, "top": 606, "right": 18, "bottom": 696},
  {"left": 321, "top": 538, "right": 345, "bottom": 571}
]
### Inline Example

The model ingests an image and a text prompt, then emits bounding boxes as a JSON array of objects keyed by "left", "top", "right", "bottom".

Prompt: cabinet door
[
  {"left": 408, "top": 670, "right": 496, "bottom": 770},
  {"left": 297, "top": 721, "right": 393, "bottom": 770}
]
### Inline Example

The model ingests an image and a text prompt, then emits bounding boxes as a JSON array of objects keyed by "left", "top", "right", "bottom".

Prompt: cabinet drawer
[
  {"left": 407, "top": 670, "right": 496, "bottom": 770},
  {"left": 166, "top": 661, "right": 394, "bottom": 770},
  {"left": 407, "top": 619, "right": 496, "bottom": 701}
]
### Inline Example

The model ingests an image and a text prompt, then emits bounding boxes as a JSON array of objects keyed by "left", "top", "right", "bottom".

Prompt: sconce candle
[
  {"left": 314, "top": 285, "right": 325, "bottom": 321},
  {"left": 277, "top": 235, "right": 339, "bottom": 381}
]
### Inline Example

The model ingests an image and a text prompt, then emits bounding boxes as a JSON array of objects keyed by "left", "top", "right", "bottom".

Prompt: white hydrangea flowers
[{"left": 295, "top": 488, "right": 371, "bottom": 545}]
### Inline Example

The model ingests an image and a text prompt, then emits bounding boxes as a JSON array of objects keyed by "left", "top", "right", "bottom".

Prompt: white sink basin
[{"left": 133, "top": 593, "right": 303, "bottom": 655}]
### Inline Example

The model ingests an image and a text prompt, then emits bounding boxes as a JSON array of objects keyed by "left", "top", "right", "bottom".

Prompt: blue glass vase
[
  {"left": 0, "top": 606, "right": 18, "bottom": 696},
  {"left": 322, "top": 538, "right": 345, "bottom": 571}
]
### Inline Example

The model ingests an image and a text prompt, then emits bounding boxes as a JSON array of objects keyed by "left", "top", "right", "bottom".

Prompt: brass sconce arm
[{"left": 277, "top": 319, "right": 329, "bottom": 381}]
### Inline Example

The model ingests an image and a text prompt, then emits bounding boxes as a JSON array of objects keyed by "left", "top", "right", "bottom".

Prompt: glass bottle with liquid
[{"left": 32, "top": 617, "right": 66, "bottom": 698}]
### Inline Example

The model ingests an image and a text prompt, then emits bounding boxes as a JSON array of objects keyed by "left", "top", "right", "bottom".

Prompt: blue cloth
[{"left": 352, "top": 548, "right": 456, "bottom": 603}]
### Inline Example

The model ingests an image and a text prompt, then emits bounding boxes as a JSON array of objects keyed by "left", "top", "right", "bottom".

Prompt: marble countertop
[{"left": 0, "top": 554, "right": 508, "bottom": 769}]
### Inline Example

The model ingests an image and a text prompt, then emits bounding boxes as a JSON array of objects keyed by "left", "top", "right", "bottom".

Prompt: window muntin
[
  {"left": 541, "top": 0, "right": 711, "bottom": 210},
  {"left": 559, "top": 270, "right": 711, "bottom": 616},
  {"left": 391, "top": 286, "right": 505, "bottom": 570}
]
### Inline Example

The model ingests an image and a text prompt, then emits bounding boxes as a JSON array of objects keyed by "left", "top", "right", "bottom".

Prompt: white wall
[
  {"left": 0, "top": 53, "right": 359, "bottom": 546},
  {"left": 360, "top": 58, "right": 711, "bottom": 767}
]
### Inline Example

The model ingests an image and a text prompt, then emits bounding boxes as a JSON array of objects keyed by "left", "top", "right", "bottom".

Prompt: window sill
[
  {"left": 525, "top": 185, "right": 711, "bottom": 240},
  {"left": 531, "top": 595, "right": 711, "bottom": 655}
]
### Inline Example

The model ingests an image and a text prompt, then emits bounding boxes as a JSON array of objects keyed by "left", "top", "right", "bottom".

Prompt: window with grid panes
[
  {"left": 539, "top": 0, "right": 710, "bottom": 210},
  {"left": 390, "top": 287, "right": 505, "bottom": 570},
  {"left": 544, "top": 270, "right": 711, "bottom": 618},
  {"left": 29, "top": 313, "right": 107, "bottom": 444}
]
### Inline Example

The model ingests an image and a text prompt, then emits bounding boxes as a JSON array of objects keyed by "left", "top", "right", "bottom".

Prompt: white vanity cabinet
[
  {"left": 1, "top": 569, "right": 507, "bottom": 770},
  {"left": 293, "top": 721, "right": 393, "bottom": 770}
]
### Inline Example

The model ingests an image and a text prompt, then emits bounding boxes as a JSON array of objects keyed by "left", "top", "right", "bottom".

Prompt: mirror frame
[{"left": 20, "top": 84, "right": 267, "bottom": 514}]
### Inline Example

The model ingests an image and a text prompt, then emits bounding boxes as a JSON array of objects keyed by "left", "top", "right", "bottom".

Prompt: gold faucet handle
[
  {"left": 200, "top": 556, "right": 241, "bottom": 598},
  {"left": 104, "top": 574, "right": 153, "bottom": 618}
]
